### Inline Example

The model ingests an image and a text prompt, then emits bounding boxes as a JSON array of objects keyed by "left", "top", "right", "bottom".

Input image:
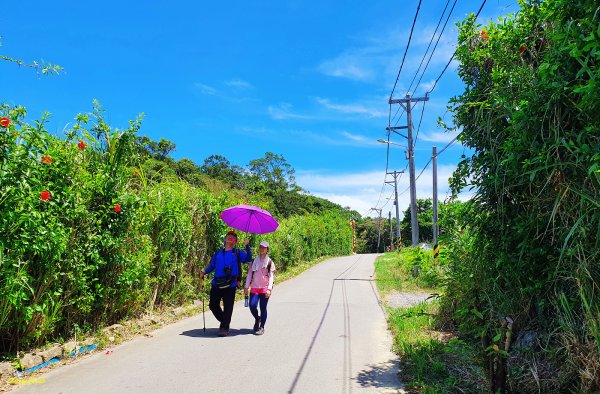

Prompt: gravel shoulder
[{"left": 383, "top": 291, "right": 432, "bottom": 309}]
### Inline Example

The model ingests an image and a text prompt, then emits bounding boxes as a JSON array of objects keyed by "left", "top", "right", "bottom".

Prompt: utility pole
[
  {"left": 388, "top": 211, "right": 393, "bottom": 251},
  {"left": 432, "top": 146, "right": 438, "bottom": 246},
  {"left": 371, "top": 208, "right": 383, "bottom": 253},
  {"left": 389, "top": 93, "right": 429, "bottom": 246},
  {"left": 385, "top": 170, "right": 404, "bottom": 247}
]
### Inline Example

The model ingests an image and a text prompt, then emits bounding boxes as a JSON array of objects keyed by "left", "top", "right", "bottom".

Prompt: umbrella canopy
[{"left": 220, "top": 204, "right": 279, "bottom": 234}]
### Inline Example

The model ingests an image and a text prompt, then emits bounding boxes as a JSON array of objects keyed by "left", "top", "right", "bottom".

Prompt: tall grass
[
  {"left": 0, "top": 103, "right": 353, "bottom": 354},
  {"left": 375, "top": 252, "right": 486, "bottom": 393}
]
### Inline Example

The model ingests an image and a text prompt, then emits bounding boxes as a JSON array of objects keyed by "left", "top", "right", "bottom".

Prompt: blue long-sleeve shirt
[{"left": 204, "top": 246, "right": 252, "bottom": 288}]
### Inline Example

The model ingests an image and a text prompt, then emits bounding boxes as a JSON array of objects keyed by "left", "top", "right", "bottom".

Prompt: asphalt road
[{"left": 13, "top": 254, "right": 404, "bottom": 393}]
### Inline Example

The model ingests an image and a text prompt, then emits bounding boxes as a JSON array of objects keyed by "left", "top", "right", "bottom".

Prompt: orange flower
[
  {"left": 133, "top": 169, "right": 139, "bottom": 175},
  {"left": 77, "top": 141, "right": 86, "bottom": 150},
  {"left": 114, "top": 204, "right": 122, "bottom": 213},
  {"left": 40, "top": 190, "right": 51, "bottom": 201},
  {"left": 41, "top": 155, "right": 53, "bottom": 164},
  {"left": 0, "top": 116, "right": 10, "bottom": 127},
  {"left": 481, "top": 29, "right": 489, "bottom": 41}
]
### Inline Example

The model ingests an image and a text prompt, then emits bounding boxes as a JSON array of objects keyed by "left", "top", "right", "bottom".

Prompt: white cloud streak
[
  {"left": 296, "top": 164, "right": 466, "bottom": 218},
  {"left": 195, "top": 83, "right": 218, "bottom": 95},
  {"left": 267, "top": 103, "right": 313, "bottom": 120},
  {"left": 315, "top": 97, "right": 386, "bottom": 118},
  {"left": 225, "top": 79, "right": 254, "bottom": 89}
]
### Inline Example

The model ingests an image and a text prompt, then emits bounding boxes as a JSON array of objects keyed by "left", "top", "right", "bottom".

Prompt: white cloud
[
  {"left": 340, "top": 131, "right": 372, "bottom": 144},
  {"left": 297, "top": 164, "right": 465, "bottom": 218},
  {"left": 267, "top": 103, "right": 312, "bottom": 120},
  {"left": 419, "top": 130, "right": 461, "bottom": 144},
  {"left": 315, "top": 19, "right": 463, "bottom": 93},
  {"left": 315, "top": 97, "right": 386, "bottom": 118},
  {"left": 225, "top": 79, "right": 254, "bottom": 89},
  {"left": 317, "top": 52, "right": 374, "bottom": 81},
  {"left": 287, "top": 130, "right": 379, "bottom": 147},
  {"left": 195, "top": 83, "right": 218, "bottom": 95},
  {"left": 419, "top": 80, "right": 436, "bottom": 94}
]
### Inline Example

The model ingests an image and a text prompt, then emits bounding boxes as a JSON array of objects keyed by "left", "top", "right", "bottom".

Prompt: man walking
[{"left": 200, "top": 231, "right": 251, "bottom": 336}]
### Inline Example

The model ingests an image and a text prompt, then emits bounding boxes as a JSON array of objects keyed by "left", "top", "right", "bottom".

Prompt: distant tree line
[{"left": 134, "top": 136, "right": 358, "bottom": 220}]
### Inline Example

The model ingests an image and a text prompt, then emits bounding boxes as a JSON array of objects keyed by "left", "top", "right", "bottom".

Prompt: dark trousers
[{"left": 209, "top": 285, "right": 236, "bottom": 329}]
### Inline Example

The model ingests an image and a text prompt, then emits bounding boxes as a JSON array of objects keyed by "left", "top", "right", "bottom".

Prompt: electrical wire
[
  {"left": 393, "top": 0, "right": 454, "bottom": 126},
  {"left": 427, "top": 0, "right": 488, "bottom": 94},
  {"left": 412, "top": 99, "right": 427, "bottom": 148},
  {"left": 389, "top": 0, "right": 423, "bottom": 100},
  {"left": 406, "top": 0, "right": 452, "bottom": 95},
  {"left": 398, "top": 133, "right": 460, "bottom": 199},
  {"left": 381, "top": 0, "right": 489, "bottom": 215},
  {"left": 437, "top": 134, "right": 459, "bottom": 156},
  {"left": 412, "top": 0, "right": 458, "bottom": 94}
]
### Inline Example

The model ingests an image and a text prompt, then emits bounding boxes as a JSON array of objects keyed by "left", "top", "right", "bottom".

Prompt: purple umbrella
[{"left": 220, "top": 204, "right": 279, "bottom": 234}]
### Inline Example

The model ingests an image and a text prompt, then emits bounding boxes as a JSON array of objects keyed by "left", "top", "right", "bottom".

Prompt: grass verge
[{"left": 375, "top": 251, "right": 487, "bottom": 393}]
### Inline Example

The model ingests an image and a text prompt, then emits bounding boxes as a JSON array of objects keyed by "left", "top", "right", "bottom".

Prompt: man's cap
[
  {"left": 259, "top": 241, "right": 269, "bottom": 248},
  {"left": 226, "top": 230, "right": 238, "bottom": 238}
]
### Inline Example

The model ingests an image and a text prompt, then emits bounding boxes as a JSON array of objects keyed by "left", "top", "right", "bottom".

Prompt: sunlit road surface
[{"left": 13, "top": 254, "right": 404, "bottom": 394}]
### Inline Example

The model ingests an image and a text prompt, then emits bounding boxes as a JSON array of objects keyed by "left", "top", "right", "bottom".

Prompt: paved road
[{"left": 14, "top": 254, "right": 404, "bottom": 393}]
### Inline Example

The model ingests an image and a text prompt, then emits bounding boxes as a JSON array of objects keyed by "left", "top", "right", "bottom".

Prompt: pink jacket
[{"left": 245, "top": 256, "right": 275, "bottom": 292}]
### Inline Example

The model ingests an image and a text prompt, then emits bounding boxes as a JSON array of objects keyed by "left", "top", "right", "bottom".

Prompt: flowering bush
[{"left": 0, "top": 101, "right": 353, "bottom": 352}]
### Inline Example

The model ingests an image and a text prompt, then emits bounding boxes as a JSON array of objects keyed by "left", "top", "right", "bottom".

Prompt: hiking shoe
[
  {"left": 255, "top": 327, "right": 264, "bottom": 336},
  {"left": 218, "top": 328, "right": 229, "bottom": 337},
  {"left": 253, "top": 317, "right": 260, "bottom": 332}
]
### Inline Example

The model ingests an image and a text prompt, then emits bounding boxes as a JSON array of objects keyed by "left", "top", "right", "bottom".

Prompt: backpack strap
[
  {"left": 249, "top": 258, "right": 272, "bottom": 286},
  {"left": 235, "top": 249, "right": 242, "bottom": 285}
]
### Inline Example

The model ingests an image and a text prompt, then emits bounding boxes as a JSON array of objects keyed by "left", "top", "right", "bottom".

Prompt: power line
[
  {"left": 389, "top": 0, "right": 423, "bottom": 100},
  {"left": 427, "top": 0, "right": 488, "bottom": 94},
  {"left": 412, "top": 0, "right": 458, "bottom": 94},
  {"left": 437, "top": 134, "right": 459, "bottom": 156},
  {"left": 412, "top": 98, "right": 427, "bottom": 148},
  {"left": 406, "top": 0, "right": 453, "bottom": 95},
  {"left": 393, "top": 0, "right": 454, "bottom": 126},
  {"left": 399, "top": 134, "right": 461, "bottom": 199}
]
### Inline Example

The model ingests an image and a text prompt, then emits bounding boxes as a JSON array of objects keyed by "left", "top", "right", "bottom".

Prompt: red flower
[
  {"left": 114, "top": 204, "right": 122, "bottom": 213},
  {"left": 481, "top": 29, "right": 489, "bottom": 41},
  {"left": 77, "top": 141, "right": 86, "bottom": 150},
  {"left": 41, "top": 155, "right": 53, "bottom": 164},
  {"left": 40, "top": 190, "right": 51, "bottom": 201},
  {"left": 218, "top": 213, "right": 223, "bottom": 218},
  {"left": 0, "top": 117, "right": 10, "bottom": 127},
  {"left": 519, "top": 45, "right": 526, "bottom": 53}
]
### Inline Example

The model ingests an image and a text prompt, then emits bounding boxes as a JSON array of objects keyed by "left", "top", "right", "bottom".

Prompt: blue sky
[{"left": 1, "top": 1, "right": 518, "bottom": 218}]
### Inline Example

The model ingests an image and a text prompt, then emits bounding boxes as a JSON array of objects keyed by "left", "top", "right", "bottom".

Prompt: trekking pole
[{"left": 201, "top": 277, "right": 206, "bottom": 332}]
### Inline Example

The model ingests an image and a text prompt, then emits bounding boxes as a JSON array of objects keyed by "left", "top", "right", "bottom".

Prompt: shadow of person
[
  {"left": 180, "top": 328, "right": 255, "bottom": 338},
  {"left": 179, "top": 328, "right": 213, "bottom": 337}
]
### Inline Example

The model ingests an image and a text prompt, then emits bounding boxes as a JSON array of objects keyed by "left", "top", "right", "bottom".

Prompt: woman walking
[{"left": 244, "top": 241, "right": 275, "bottom": 335}]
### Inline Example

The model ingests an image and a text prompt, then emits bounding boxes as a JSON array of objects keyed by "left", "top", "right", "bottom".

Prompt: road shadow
[
  {"left": 355, "top": 360, "right": 404, "bottom": 392},
  {"left": 180, "top": 328, "right": 255, "bottom": 338}
]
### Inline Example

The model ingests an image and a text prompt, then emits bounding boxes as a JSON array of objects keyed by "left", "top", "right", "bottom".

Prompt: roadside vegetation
[
  {"left": 2, "top": 0, "right": 598, "bottom": 391},
  {"left": 376, "top": 248, "right": 488, "bottom": 393},
  {"left": 374, "top": 2, "right": 599, "bottom": 392},
  {"left": 0, "top": 101, "right": 354, "bottom": 363}
]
